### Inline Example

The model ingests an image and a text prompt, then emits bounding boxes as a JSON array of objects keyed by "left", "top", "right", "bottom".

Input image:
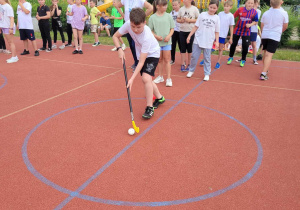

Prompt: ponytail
[
  {"left": 191, "top": 0, "right": 195, "bottom": 6},
  {"left": 153, "top": 0, "right": 157, "bottom": 14},
  {"left": 5, "top": 0, "right": 12, "bottom": 6}
]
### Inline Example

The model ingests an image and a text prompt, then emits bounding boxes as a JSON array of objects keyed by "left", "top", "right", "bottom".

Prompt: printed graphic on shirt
[{"left": 202, "top": 18, "right": 217, "bottom": 29}]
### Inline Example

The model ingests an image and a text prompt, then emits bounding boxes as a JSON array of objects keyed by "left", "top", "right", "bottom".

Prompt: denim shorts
[{"left": 160, "top": 44, "right": 171, "bottom": 51}]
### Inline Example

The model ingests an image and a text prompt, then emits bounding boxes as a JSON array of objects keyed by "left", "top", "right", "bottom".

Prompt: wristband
[{"left": 116, "top": 47, "right": 122, "bottom": 51}]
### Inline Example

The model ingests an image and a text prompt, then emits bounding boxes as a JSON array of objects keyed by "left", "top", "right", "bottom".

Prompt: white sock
[{"left": 262, "top": 72, "right": 267, "bottom": 76}]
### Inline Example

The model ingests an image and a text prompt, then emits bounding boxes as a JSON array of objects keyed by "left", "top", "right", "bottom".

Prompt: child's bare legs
[
  {"left": 93, "top": 32, "right": 99, "bottom": 43},
  {"left": 152, "top": 81, "right": 162, "bottom": 100},
  {"left": 262, "top": 50, "right": 273, "bottom": 73},
  {"left": 105, "top": 26, "right": 110, "bottom": 37},
  {"left": 217, "top": 43, "right": 225, "bottom": 63},
  {"left": 181, "top": 52, "right": 186, "bottom": 65},
  {"left": 163, "top": 50, "right": 171, "bottom": 79},
  {"left": 158, "top": 51, "right": 164, "bottom": 77},
  {"left": 4, "top": 34, "right": 16, "bottom": 57},
  {"left": 31, "top": 40, "right": 38, "bottom": 51},
  {"left": 252, "top": 41, "right": 257, "bottom": 61},
  {"left": 73, "top": 29, "right": 79, "bottom": 50},
  {"left": 23, "top": 39, "right": 29, "bottom": 51},
  {"left": 187, "top": 53, "right": 192, "bottom": 65},
  {"left": 78, "top": 30, "right": 83, "bottom": 50},
  {"left": 142, "top": 73, "right": 155, "bottom": 107}
]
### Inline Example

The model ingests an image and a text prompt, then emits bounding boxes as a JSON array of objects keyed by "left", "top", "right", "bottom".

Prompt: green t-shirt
[
  {"left": 148, "top": 13, "right": 175, "bottom": 46},
  {"left": 111, "top": 7, "right": 123, "bottom": 28},
  {"left": 90, "top": 7, "right": 100, "bottom": 25}
]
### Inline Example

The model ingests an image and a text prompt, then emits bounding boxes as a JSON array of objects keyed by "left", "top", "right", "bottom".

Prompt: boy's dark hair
[
  {"left": 191, "top": 0, "right": 195, "bottom": 6},
  {"left": 90, "top": 0, "right": 96, "bottom": 3},
  {"left": 129, "top": 8, "right": 146, "bottom": 25},
  {"left": 153, "top": 0, "right": 168, "bottom": 14},
  {"left": 224, "top": 0, "right": 233, "bottom": 6},
  {"left": 209, "top": 0, "right": 219, "bottom": 7}
]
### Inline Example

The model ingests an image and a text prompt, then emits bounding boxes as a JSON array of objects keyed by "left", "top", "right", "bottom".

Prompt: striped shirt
[{"left": 234, "top": 7, "right": 258, "bottom": 36}]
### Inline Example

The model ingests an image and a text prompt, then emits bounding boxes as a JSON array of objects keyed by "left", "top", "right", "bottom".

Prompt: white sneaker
[
  {"left": 7, "top": 56, "right": 19, "bottom": 63},
  {"left": 253, "top": 60, "right": 258, "bottom": 65},
  {"left": 153, "top": 75, "right": 164, "bottom": 83},
  {"left": 166, "top": 78, "right": 172, "bottom": 87},
  {"left": 111, "top": 47, "right": 117, "bottom": 51},
  {"left": 52, "top": 44, "right": 57, "bottom": 49},
  {"left": 3, "top": 50, "right": 11, "bottom": 54},
  {"left": 186, "top": 71, "right": 194, "bottom": 78},
  {"left": 59, "top": 45, "right": 65, "bottom": 50},
  {"left": 122, "top": 43, "right": 126, "bottom": 50},
  {"left": 203, "top": 75, "right": 209, "bottom": 81}
]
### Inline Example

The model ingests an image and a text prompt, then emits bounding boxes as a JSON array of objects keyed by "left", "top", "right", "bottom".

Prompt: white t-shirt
[
  {"left": 261, "top": 7, "right": 289, "bottom": 42},
  {"left": 118, "top": 21, "right": 160, "bottom": 59},
  {"left": 250, "top": 8, "right": 261, "bottom": 33},
  {"left": 170, "top": 10, "right": 180, "bottom": 32},
  {"left": 194, "top": 12, "right": 220, "bottom": 49},
  {"left": 178, "top": 5, "right": 199, "bottom": 32},
  {"left": 218, "top": 11, "right": 234, "bottom": 38},
  {"left": 0, "top": 4, "right": 14, "bottom": 28},
  {"left": 17, "top": 2, "right": 33, "bottom": 30},
  {"left": 67, "top": 4, "right": 73, "bottom": 24},
  {"left": 121, "top": 0, "right": 145, "bottom": 22}
]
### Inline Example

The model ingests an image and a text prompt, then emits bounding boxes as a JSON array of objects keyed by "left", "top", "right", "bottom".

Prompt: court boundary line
[{"left": 0, "top": 69, "right": 123, "bottom": 120}]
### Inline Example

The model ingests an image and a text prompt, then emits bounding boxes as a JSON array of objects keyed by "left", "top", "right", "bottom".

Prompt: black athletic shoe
[
  {"left": 79, "top": 50, "right": 83, "bottom": 54},
  {"left": 257, "top": 54, "right": 263, "bottom": 60},
  {"left": 72, "top": 50, "right": 79, "bottom": 54},
  {"left": 38, "top": 47, "right": 46, "bottom": 51},
  {"left": 21, "top": 49, "right": 30, "bottom": 55},
  {"left": 65, "top": 44, "right": 72, "bottom": 47},
  {"left": 153, "top": 96, "right": 165, "bottom": 109},
  {"left": 142, "top": 106, "right": 154, "bottom": 119},
  {"left": 34, "top": 50, "right": 39, "bottom": 56}
]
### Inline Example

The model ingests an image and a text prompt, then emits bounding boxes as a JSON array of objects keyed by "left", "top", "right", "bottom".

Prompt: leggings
[
  {"left": 52, "top": 18, "right": 65, "bottom": 44},
  {"left": 171, "top": 31, "right": 181, "bottom": 62},
  {"left": 39, "top": 21, "right": 52, "bottom": 49},
  {"left": 66, "top": 23, "right": 73, "bottom": 45},
  {"left": 126, "top": 33, "right": 138, "bottom": 66},
  {"left": 229, "top": 34, "right": 250, "bottom": 61},
  {"left": 0, "top": 33, "right": 6, "bottom": 50}
]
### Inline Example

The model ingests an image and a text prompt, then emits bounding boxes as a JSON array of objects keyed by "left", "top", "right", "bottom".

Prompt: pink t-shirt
[{"left": 71, "top": 5, "right": 87, "bottom": 30}]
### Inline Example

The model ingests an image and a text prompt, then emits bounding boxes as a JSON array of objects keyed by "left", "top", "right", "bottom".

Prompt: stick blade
[{"left": 132, "top": 121, "right": 139, "bottom": 133}]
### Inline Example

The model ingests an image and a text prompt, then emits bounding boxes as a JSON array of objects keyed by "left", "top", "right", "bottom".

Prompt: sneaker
[
  {"left": 170, "top": 60, "right": 175, "bottom": 65},
  {"left": 38, "top": 47, "right": 46, "bottom": 51},
  {"left": 180, "top": 65, "right": 186, "bottom": 72},
  {"left": 203, "top": 75, "right": 209, "bottom": 81},
  {"left": 79, "top": 50, "right": 83, "bottom": 54},
  {"left": 153, "top": 75, "right": 164, "bottom": 84},
  {"left": 46, "top": 48, "right": 52, "bottom": 52},
  {"left": 253, "top": 60, "right": 258, "bottom": 65},
  {"left": 215, "top": 62, "right": 220, "bottom": 69},
  {"left": 240, "top": 60, "right": 246, "bottom": 67},
  {"left": 65, "top": 43, "right": 72, "bottom": 47},
  {"left": 34, "top": 50, "right": 39, "bottom": 56},
  {"left": 153, "top": 96, "right": 165, "bottom": 109},
  {"left": 235, "top": 59, "right": 241, "bottom": 62},
  {"left": 121, "top": 43, "right": 126, "bottom": 50},
  {"left": 186, "top": 71, "right": 194, "bottom": 78},
  {"left": 142, "top": 106, "right": 154, "bottom": 119},
  {"left": 227, "top": 57, "right": 233, "bottom": 65},
  {"left": 166, "top": 78, "right": 172, "bottom": 87},
  {"left": 257, "top": 54, "right": 263, "bottom": 60},
  {"left": 3, "top": 50, "right": 11, "bottom": 54},
  {"left": 59, "top": 45, "right": 65, "bottom": 50},
  {"left": 199, "top": 59, "right": 204, "bottom": 66},
  {"left": 72, "top": 50, "right": 79, "bottom": 54},
  {"left": 185, "top": 64, "right": 190, "bottom": 71},
  {"left": 52, "top": 44, "right": 57, "bottom": 49},
  {"left": 21, "top": 50, "right": 30, "bottom": 55},
  {"left": 111, "top": 47, "right": 117, "bottom": 51},
  {"left": 6, "top": 56, "right": 19, "bottom": 64},
  {"left": 260, "top": 73, "right": 268, "bottom": 80}
]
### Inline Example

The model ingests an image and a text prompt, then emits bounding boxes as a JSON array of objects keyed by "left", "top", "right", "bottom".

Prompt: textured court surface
[{"left": 0, "top": 39, "right": 299, "bottom": 209}]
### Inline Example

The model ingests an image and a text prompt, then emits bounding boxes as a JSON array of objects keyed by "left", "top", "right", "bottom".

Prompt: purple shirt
[{"left": 71, "top": 5, "right": 87, "bottom": 30}]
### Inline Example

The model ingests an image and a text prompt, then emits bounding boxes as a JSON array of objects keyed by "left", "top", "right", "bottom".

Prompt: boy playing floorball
[{"left": 113, "top": 8, "right": 165, "bottom": 119}]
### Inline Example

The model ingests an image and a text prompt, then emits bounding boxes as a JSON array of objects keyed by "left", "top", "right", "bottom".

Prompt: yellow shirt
[{"left": 90, "top": 7, "right": 100, "bottom": 25}]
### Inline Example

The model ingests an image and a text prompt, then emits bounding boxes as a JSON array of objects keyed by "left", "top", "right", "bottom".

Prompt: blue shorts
[
  {"left": 19, "top": 29, "right": 36, "bottom": 41},
  {"left": 219, "top": 37, "right": 226, "bottom": 44},
  {"left": 250, "top": 32, "right": 257, "bottom": 42},
  {"left": 160, "top": 44, "right": 171, "bottom": 51}
]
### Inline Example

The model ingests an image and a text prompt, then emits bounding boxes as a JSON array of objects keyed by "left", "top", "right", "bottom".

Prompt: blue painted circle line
[
  {"left": 22, "top": 98, "right": 263, "bottom": 207},
  {"left": 0, "top": 73, "right": 8, "bottom": 90}
]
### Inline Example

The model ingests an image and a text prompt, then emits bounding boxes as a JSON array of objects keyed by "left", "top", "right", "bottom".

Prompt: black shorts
[
  {"left": 113, "top": 27, "right": 120, "bottom": 35},
  {"left": 19, "top": 29, "right": 36, "bottom": 41},
  {"left": 262, "top": 39, "right": 279, "bottom": 54},
  {"left": 139, "top": 57, "right": 159, "bottom": 77},
  {"left": 179, "top": 31, "right": 194, "bottom": 53}
]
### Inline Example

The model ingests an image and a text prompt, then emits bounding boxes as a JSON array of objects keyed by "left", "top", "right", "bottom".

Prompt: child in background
[
  {"left": 99, "top": 12, "right": 111, "bottom": 37},
  {"left": 65, "top": 0, "right": 73, "bottom": 47},
  {"left": 186, "top": 0, "right": 220, "bottom": 81},
  {"left": 150, "top": 0, "right": 174, "bottom": 87},
  {"left": 67, "top": 0, "right": 88, "bottom": 54},
  {"left": 17, "top": 0, "right": 39, "bottom": 56},
  {"left": 260, "top": 0, "right": 288, "bottom": 80},
  {"left": 0, "top": 32, "right": 7, "bottom": 53},
  {"left": 50, "top": 0, "right": 65, "bottom": 49},
  {"left": 36, "top": 0, "right": 52, "bottom": 52},
  {"left": 113, "top": 8, "right": 165, "bottom": 119},
  {"left": 250, "top": 0, "right": 261, "bottom": 65},
  {"left": 170, "top": 0, "right": 181, "bottom": 65},
  {"left": 177, "top": 0, "right": 199, "bottom": 72},
  {"left": 110, "top": 5, "right": 125, "bottom": 51},
  {"left": 227, "top": 0, "right": 258, "bottom": 67},
  {"left": 0, "top": 0, "right": 17, "bottom": 63},
  {"left": 89, "top": 0, "right": 100, "bottom": 47},
  {"left": 215, "top": 0, "right": 234, "bottom": 69}
]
